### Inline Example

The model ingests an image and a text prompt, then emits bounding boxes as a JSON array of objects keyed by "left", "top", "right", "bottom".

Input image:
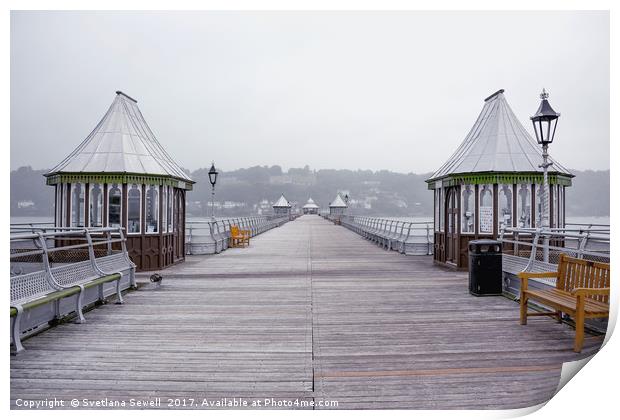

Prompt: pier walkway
[{"left": 10, "top": 216, "right": 602, "bottom": 409}]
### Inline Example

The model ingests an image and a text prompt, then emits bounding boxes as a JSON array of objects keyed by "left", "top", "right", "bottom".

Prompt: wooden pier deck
[{"left": 10, "top": 216, "right": 603, "bottom": 409}]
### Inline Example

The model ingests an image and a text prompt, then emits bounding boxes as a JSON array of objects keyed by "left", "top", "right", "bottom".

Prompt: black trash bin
[{"left": 468, "top": 239, "right": 502, "bottom": 296}]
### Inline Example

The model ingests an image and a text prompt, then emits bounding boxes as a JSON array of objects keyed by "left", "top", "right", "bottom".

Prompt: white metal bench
[{"left": 10, "top": 227, "right": 135, "bottom": 353}]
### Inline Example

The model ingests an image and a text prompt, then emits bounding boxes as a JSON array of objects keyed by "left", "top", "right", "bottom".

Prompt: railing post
[
  {"left": 525, "top": 230, "right": 541, "bottom": 271},
  {"left": 187, "top": 225, "right": 193, "bottom": 255},
  {"left": 542, "top": 230, "right": 550, "bottom": 263},
  {"left": 577, "top": 230, "right": 590, "bottom": 259},
  {"left": 35, "top": 232, "right": 63, "bottom": 291},
  {"left": 426, "top": 223, "right": 432, "bottom": 255}
]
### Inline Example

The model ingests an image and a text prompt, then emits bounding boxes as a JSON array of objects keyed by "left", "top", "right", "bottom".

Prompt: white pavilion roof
[
  {"left": 428, "top": 90, "right": 571, "bottom": 181},
  {"left": 272, "top": 194, "right": 291, "bottom": 208},
  {"left": 46, "top": 91, "right": 193, "bottom": 183},
  {"left": 329, "top": 194, "right": 348, "bottom": 208},
  {"left": 302, "top": 197, "right": 319, "bottom": 209}
]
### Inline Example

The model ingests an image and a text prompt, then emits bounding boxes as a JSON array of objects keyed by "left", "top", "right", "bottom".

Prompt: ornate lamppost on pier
[
  {"left": 530, "top": 88, "right": 561, "bottom": 262},
  {"left": 208, "top": 162, "right": 219, "bottom": 221}
]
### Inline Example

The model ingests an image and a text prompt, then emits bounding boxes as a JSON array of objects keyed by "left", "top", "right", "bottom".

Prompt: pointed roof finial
[{"left": 540, "top": 88, "right": 549, "bottom": 100}]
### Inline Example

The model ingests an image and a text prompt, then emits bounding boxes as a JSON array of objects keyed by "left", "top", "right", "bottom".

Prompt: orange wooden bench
[
  {"left": 518, "top": 254, "right": 610, "bottom": 352},
  {"left": 230, "top": 225, "right": 250, "bottom": 248}
]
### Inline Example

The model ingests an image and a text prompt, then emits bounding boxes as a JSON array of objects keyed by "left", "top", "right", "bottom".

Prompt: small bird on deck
[{"left": 150, "top": 273, "right": 163, "bottom": 288}]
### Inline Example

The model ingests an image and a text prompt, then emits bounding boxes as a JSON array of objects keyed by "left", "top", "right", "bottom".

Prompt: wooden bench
[
  {"left": 230, "top": 225, "right": 250, "bottom": 248},
  {"left": 519, "top": 254, "right": 610, "bottom": 352}
]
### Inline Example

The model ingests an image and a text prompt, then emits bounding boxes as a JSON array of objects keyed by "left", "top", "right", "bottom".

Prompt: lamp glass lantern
[
  {"left": 530, "top": 88, "right": 560, "bottom": 146},
  {"left": 208, "top": 162, "right": 218, "bottom": 187}
]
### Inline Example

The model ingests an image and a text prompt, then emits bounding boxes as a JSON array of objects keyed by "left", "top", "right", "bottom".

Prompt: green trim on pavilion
[
  {"left": 426, "top": 172, "right": 573, "bottom": 190},
  {"left": 45, "top": 173, "right": 193, "bottom": 190}
]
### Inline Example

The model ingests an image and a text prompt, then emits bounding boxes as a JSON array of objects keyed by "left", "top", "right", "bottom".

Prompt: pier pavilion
[
  {"left": 272, "top": 194, "right": 292, "bottom": 218},
  {"left": 328, "top": 193, "right": 348, "bottom": 217},
  {"left": 425, "top": 89, "right": 573, "bottom": 269},
  {"left": 302, "top": 197, "right": 319, "bottom": 214},
  {"left": 44, "top": 91, "right": 195, "bottom": 271}
]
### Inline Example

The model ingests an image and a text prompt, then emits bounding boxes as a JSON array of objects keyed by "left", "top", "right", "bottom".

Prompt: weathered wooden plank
[{"left": 10, "top": 216, "right": 604, "bottom": 410}]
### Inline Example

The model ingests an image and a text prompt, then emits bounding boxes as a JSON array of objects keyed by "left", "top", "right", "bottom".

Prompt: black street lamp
[
  {"left": 530, "top": 89, "right": 560, "bottom": 231},
  {"left": 208, "top": 162, "right": 218, "bottom": 220},
  {"left": 530, "top": 89, "right": 560, "bottom": 262}
]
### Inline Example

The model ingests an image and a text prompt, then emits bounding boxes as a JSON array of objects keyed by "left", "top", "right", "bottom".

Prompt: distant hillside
[{"left": 10, "top": 166, "right": 609, "bottom": 218}]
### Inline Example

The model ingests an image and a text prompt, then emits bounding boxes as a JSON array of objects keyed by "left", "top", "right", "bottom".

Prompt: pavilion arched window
[
  {"left": 535, "top": 184, "right": 545, "bottom": 227},
  {"left": 55, "top": 183, "right": 63, "bottom": 227},
  {"left": 517, "top": 184, "right": 532, "bottom": 228},
  {"left": 461, "top": 184, "right": 475, "bottom": 233},
  {"left": 498, "top": 184, "right": 513, "bottom": 230},
  {"left": 70, "top": 183, "right": 85, "bottom": 227},
  {"left": 552, "top": 185, "right": 560, "bottom": 228},
  {"left": 478, "top": 184, "right": 493, "bottom": 233},
  {"left": 436, "top": 188, "right": 444, "bottom": 232},
  {"left": 162, "top": 186, "right": 168, "bottom": 233},
  {"left": 89, "top": 183, "right": 103, "bottom": 227},
  {"left": 108, "top": 184, "right": 122, "bottom": 228},
  {"left": 145, "top": 185, "right": 159, "bottom": 233},
  {"left": 558, "top": 186, "right": 564, "bottom": 228},
  {"left": 127, "top": 184, "right": 142, "bottom": 234},
  {"left": 167, "top": 186, "right": 173, "bottom": 232}
]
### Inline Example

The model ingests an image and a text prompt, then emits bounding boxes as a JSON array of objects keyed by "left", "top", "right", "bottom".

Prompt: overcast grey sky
[{"left": 10, "top": 11, "right": 609, "bottom": 173}]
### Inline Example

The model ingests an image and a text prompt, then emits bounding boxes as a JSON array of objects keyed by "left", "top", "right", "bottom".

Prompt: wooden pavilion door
[{"left": 445, "top": 187, "right": 459, "bottom": 265}]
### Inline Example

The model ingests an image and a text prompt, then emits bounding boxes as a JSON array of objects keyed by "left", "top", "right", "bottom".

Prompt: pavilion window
[
  {"left": 498, "top": 184, "right": 513, "bottom": 231},
  {"left": 461, "top": 184, "right": 475, "bottom": 233},
  {"left": 517, "top": 184, "right": 532, "bottom": 228},
  {"left": 167, "top": 186, "right": 173, "bottom": 232},
  {"left": 162, "top": 186, "right": 168, "bottom": 233},
  {"left": 434, "top": 189, "right": 440, "bottom": 231},
  {"left": 127, "top": 184, "right": 142, "bottom": 234},
  {"left": 435, "top": 188, "right": 445, "bottom": 232},
  {"left": 70, "top": 183, "right": 85, "bottom": 227},
  {"left": 478, "top": 184, "right": 493, "bottom": 233},
  {"left": 108, "top": 184, "right": 122, "bottom": 228},
  {"left": 55, "top": 184, "right": 63, "bottom": 227},
  {"left": 145, "top": 185, "right": 159, "bottom": 233},
  {"left": 535, "top": 184, "right": 544, "bottom": 227},
  {"left": 552, "top": 184, "right": 560, "bottom": 228},
  {"left": 558, "top": 186, "right": 564, "bottom": 228},
  {"left": 89, "top": 183, "right": 103, "bottom": 227},
  {"left": 62, "top": 183, "right": 68, "bottom": 227}
]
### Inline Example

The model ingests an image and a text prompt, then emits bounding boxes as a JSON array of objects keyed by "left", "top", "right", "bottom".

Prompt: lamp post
[
  {"left": 208, "top": 162, "right": 219, "bottom": 221},
  {"left": 344, "top": 194, "right": 349, "bottom": 216},
  {"left": 530, "top": 88, "right": 560, "bottom": 262}
]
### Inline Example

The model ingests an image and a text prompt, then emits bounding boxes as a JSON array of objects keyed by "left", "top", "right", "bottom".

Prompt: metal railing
[
  {"left": 185, "top": 215, "right": 289, "bottom": 255},
  {"left": 340, "top": 215, "right": 434, "bottom": 256},
  {"left": 498, "top": 224, "right": 610, "bottom": 285},
  {"left": 10, "top": 226, "right": 135, "bottom": 278}
]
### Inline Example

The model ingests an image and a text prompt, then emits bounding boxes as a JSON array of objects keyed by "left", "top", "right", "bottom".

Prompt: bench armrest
[
  {"left": 571, "top": 287, "right": 610, "bottom": 297},
  {"left": 517, "top": 271, "right": 558, "bottom": 279},
  {"left": 518, "top": 271, "right": 558, "bottom": 292}
]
